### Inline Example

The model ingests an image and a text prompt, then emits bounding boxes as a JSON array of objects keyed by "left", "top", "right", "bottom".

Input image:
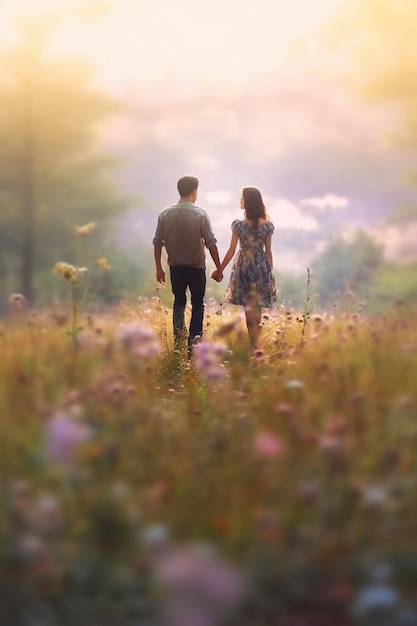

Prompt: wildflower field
[{"left": 1, "top": 295, "right": 417, "bottom": 626}]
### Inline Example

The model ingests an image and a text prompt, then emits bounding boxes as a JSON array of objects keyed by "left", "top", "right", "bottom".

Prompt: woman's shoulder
[
  {"left": 262, "top": 219, "right": 274, "bottom": 233},
  {"left": 231, "top": 218, "right": 244, "bottom": 230}
]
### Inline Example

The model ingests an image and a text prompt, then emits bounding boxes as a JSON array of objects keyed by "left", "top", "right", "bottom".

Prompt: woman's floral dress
[{"left": 224, "top": 219, "right": 276, "bottom": 307}]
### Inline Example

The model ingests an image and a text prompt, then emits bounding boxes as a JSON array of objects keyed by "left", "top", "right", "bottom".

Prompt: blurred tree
[
  {"left": 276, "top": 272, "right": 307, "bottom": 309},
  {"left": 312, "top": 229, "right": 383, "bottom": 306},
  {"left": 368, "top": 262, "right": 417, "bottom": 311},
  {"left": 0, "top": 21, "right": 128, "bottom": 306}
]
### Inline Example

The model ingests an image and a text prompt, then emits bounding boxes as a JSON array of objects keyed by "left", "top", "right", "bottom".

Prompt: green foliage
[
  {"left": 312, "top": 229, "right": 384, "bottom": 306},
  {"left": 368, "top": 262, "right": 417, "bottom": 310},
  {"left": 276, "top": 271, "right": 307, "bottom": 308}
]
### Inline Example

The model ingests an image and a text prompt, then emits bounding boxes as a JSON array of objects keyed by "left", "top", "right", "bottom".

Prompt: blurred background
[{"left": 1, "top": 0, "right": 416, "bottom": 312}]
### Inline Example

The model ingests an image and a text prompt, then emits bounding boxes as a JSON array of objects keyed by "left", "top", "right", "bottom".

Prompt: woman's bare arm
[
  {"left": 220, "top": 231, "right": 239, "bottom": 271},
  {"left": 265, "top": 235, "right": 273, "bottom": 269}
]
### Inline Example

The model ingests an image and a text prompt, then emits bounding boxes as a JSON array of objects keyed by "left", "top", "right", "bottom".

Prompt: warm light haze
[
  {"left": 2, "top": 0, "right": 416, "bottom": 273},
  {"left": 3, "top": 0, "right": 348, "bottom": 91}
]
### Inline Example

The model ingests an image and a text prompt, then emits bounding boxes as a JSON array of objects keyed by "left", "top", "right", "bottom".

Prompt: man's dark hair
[{"left": 177, "top": 175, "right": 199, "bottom": 198}]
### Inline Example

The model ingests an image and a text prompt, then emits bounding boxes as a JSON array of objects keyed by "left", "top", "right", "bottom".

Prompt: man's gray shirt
[{"left": 153, "top": 201, "right": 217, "bottom": 269}]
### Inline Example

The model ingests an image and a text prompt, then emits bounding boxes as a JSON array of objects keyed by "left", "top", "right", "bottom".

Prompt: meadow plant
[
  {"left": 45, "top": 408, "right": 92, "bottom": 464},
  {"left": 154, "top": 544, "right": 242, "bottom": 626},
  {"left": 53, "top": 222, "right": 110, "bottom": 348},
  {"left": 117, "top": 321, "right": 161, "bottom": 360},
  {"left": 1, "top": 296, "right": 417, "bottom": 624},
  {"left": 9, "top": 293, "right": 27, "bottom": 311},
  {"left": 298, "top": 266, "right": 313, "bottom": 345},
  {"left": 193, "top": 338, "right": 228, "bottom": 382}
]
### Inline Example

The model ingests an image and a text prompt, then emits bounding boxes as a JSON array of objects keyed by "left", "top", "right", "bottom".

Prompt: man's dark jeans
[{"left": 170, "top": 266, "right": 206, "bottom": 349}]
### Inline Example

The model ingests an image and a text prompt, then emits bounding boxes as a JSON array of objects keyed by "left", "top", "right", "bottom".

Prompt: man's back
[{"left": 154, "top": 200, "right": 216, "bottom": 269}]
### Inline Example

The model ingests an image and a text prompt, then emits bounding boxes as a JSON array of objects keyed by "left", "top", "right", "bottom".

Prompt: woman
[{"left": 212, "top": 187, "right": 276, "bottom": 348}]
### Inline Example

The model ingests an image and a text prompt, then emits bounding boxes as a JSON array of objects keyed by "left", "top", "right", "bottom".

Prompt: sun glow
[{"left": 3, "top": 0, "right": 351, "bottom": 92}]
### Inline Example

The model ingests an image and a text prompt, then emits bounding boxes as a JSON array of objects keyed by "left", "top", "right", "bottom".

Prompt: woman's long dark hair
[{"left": 242, "top": 187, "right": 267, "bottom": 226}]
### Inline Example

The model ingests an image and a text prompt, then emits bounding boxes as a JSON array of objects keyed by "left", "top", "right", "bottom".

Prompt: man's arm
[
  {"left": 154, "top": 242, "right": 166, "bottom": 284},
  {"left": 208, "top": 244, "right": 223, "bottom": 281}
]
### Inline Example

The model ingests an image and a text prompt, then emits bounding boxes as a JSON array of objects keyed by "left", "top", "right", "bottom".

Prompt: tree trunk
[{"left": 20, "top": 70, "right": 35, "bottom": 305}]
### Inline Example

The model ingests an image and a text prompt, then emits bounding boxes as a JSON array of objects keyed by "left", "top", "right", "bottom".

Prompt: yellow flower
[
  {"left": 53, "top": 262, "right": 77, "bottom": 281},
  {"left": 75, "top": 222, "right": 97, "bottom": 237},
  {"left": 96, "top": 256, "right": 111, "bottom": 271},
  {"left": 53, "top": 262, "right": 87, "bottom": 281}
]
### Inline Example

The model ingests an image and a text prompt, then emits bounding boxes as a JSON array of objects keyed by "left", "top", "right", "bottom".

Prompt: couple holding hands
[{"left": 153, "top": 175, "right": 276, "bottom": 352}]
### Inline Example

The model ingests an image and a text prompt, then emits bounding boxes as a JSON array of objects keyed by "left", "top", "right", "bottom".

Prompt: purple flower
[
  {"left": 45, "top": 411, "right": 92, "bottom": 463},
  {"left": 193, "top": 340, "right": 227, "bottom": 383},
  {"left": 155, "top": 545, "right": 242, "bottom": 625},
  {"left": 118, "top": 322, "right": 161, "bottom": 359}
]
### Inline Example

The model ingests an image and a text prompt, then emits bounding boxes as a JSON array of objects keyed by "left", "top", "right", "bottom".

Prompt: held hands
[{"left": 211, "top": 268, "right": 223, "bottom": 283}]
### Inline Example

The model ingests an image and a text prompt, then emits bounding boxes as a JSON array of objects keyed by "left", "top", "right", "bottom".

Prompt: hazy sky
[
  {"left": 2, "top": 0, "right": 415, "bottom": 272},
  {"left": 3, "top": 0, "right": 351, "bottom": 91}
]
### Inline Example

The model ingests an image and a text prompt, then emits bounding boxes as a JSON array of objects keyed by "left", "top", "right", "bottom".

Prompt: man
[{"left": 153, "top": 175, "right": 222, "bottom": 353}]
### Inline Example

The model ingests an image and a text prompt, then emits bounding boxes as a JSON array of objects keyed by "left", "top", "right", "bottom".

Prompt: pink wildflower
[
  {"left": 155, "top": 545, "right": 242, "bottom": 625},
  {"left": 275, "top": 402, "right": 295, "bottom": 416},
  {"left": 193, "top": 339, "right": 227, "bottom": 383},
  {"left": 118, "top": 322, "right": 161, "bottom": 359},
  {"left": 254, "top": 432, "right": 284, "bottom": 458},
  {"left": 45, "top": 411, "right": 92, "bottom": 463}
]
